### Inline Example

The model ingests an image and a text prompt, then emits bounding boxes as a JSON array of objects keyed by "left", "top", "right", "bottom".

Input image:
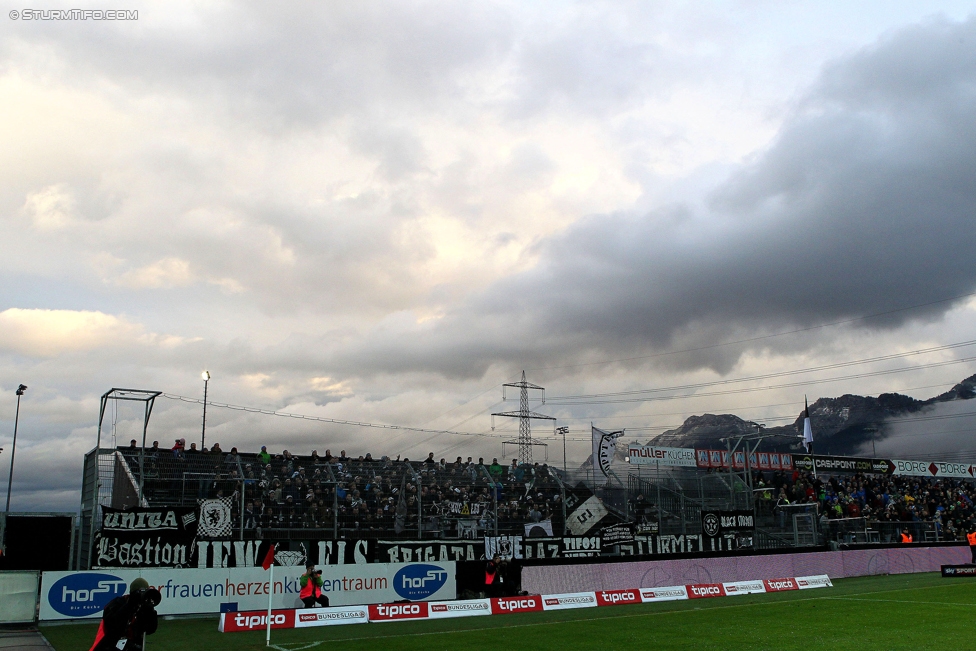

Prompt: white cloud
[
  {"left": 0, "top": 308, "right": 143, "bottom": 356},
  {"left": 116, "top": 257, "right": 193, "bottom": 289}
]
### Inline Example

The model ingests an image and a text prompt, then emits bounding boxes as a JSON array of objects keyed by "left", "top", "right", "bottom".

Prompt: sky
[{"left": 2, "top": 1, "right": 976, "bottom": 511}]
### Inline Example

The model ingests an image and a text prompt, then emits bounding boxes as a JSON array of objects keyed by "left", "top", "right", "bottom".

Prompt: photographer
[
  {"left": 299, "top": 562, "right": 330, "bottom": 608},
  {"left": 89, "top": 578, "right": 160, "bottom": 651}
]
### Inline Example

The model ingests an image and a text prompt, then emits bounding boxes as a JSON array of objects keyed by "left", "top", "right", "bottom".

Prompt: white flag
[
  {"left": 592, "top": 426, "right": 622, "bottom": 478},
  {"left": 803, "top": 397, "right": 814, "bottom": 447}
]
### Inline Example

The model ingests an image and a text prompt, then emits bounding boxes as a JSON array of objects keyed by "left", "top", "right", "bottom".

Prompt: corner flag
[{"left": 261, "top": 543, "right": 276, "bottom": 570}]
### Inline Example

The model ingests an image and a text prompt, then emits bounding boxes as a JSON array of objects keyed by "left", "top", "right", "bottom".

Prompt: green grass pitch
[{"left": 41, "top": 573, "right": 976, "bottom": 651}]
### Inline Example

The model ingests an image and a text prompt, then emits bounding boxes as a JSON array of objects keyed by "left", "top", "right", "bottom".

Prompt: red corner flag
[{"left": 261, "top": 544, "right": 276, "bottom": 570}]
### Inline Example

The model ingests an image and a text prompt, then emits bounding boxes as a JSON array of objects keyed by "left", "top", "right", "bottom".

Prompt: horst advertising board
[{"left": 39, "top": 561, "right": 455, "bottom": 620}]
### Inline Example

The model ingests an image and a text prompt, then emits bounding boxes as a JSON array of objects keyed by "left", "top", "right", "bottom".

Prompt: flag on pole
[
  {"left": 803, "top": 396, "right": 814, "bottom": 453},
  {"left": 591, "top": 425, "right": 623, "bottom": 480}
]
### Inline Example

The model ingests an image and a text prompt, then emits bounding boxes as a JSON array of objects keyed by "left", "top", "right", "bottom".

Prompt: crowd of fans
[
  {"left": 754, "top": 469, "right": 976, "bottom": 540},
  {"left": 121, "top": 439, "right": 976, "bottom": 543},
  {"left": 121, "top": 439, "right": 566, "bottom": 539}
]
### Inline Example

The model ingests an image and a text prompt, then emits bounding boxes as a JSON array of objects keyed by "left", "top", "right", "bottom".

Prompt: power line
[
  {"left": 160, "top": 393, "right": 507, "bottom": 441},
  {"left": 547, "top": 357, "right": 976, "bottom": 405},
  {"left": 549, "top": 339, "right": 976, "bottom": 401},
  {"left": 526, "top": 290, "right": 976, "bottom": 372}
]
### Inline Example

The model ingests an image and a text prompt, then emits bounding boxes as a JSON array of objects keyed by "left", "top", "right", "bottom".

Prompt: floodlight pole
[
  {"left": 201, "top": 371, "right": 210, "bottom": 450},
  {"left": 557, "top": 427, "right": 569, "bottom": 475},
  {"left": 4, "top": 384, "right": 27, "bottom": 513}
]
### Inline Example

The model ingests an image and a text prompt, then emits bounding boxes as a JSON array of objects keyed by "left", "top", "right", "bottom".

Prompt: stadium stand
[{"left": 117, "top": 443, "right": 567, "bottom": 541}]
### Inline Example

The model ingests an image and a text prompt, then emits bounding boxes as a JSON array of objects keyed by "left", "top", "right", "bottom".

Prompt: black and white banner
[
  {"left": 592, "top": 426, "right": 622, "bottom": 479},
  {"left": 600, "top": 523, "right": 635, "bottom": 547},
  {"left": 564, "top": 483, "right": 610, "bottom": 535},
  {"left": 520, "top": 536, "right": 603, "bottom": 559},
  {"left": 93, "top": 506, "right": 198, "bottom": 568},
  {"left": 524, "top": 520, "right": 554, "bottom": 538},
  {"left": 376, "top": 540, "right": 483, "bottom": 563},
  {"left": 197, "top": 497, "right": 234, "bottom": 537},
  {"left": 701, "top": 510, "right": 755, "bottom": 552}
]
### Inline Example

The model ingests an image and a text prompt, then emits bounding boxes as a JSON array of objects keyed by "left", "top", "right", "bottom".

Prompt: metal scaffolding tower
[{"left": 492, "top": 371, "right": 555, "bottom": 464}]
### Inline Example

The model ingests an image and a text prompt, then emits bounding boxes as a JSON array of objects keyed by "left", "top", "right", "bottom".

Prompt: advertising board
[{"left": 39, "top": 561, "right": 455, "bottom": 620}]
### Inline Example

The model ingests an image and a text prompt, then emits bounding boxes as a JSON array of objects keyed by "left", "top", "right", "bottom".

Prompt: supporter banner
[
  {"left": 701, "top": 511, "right": 755, "bottom": 552},
  {"left": 791, "top": 455, "right": 889, "bottom": 474},
  {"left": 93, "top": 506, "right": 198, "bottom": 569},
  {"left": 525, "top": 520, "right": 554, "bottom": 538},
  {"left": 521, "top": 536, "right": 602, "bottom": 559},
  {"left": 890, "top": 459, "right": 975, "bottom": 478},
  {"left": 39, "top": 561, "right": 456, "bottom": 620},
  {"left": 376, "top": 540, "right": 482, "bottom": 563},
  {"left": 628, "top": 445, "right": 697, "bottom": 467},
  {"left": 564, "top": 483, "right": 610, "bottom": 536},
  {"left": 198, "top": 498, "right": 234, "bottom": 538},
  {"left": 601, "top": 524, "right": 635, "bottom": 547},
  {"left": 436, "top": 501, "right": 487, "bottom": 516},
  {"left": 617, "top": 534, "right": 703, "bottom": 557},
  {"left": 484, "top": 535, "right": 524, "bottom": 560},
  {"left": 541, "top": 592, "right": 598, "bottom": 610},
  {"left": 317, "top": 540, "right": 374, "bottom": 565}
]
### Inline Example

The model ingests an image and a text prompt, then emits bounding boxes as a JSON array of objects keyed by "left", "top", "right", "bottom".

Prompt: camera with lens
[{"left": 132, "top": 587, "right": 162, "bottom": 607}]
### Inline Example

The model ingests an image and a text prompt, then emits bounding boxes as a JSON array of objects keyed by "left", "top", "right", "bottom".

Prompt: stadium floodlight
[
  {"left": 201, "top": 370, "right": 210, "bottom": 449},
  {"left": 4, "top": 384, "right": 27, "bottom": 513}
]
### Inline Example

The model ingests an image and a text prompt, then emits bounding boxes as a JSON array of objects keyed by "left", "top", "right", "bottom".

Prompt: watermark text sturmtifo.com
[{"left": 9, "top": 9, "right": 137, "bottom": 20}]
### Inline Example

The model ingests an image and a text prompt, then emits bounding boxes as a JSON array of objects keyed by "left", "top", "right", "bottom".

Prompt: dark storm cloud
[{"left": 323, "top": 16, "right": 976, "bottom": 379}]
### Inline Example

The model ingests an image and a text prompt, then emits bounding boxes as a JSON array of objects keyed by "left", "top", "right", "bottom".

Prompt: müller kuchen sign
[{"left": 628, "top": 445, "right": 697, "bottom": 467}]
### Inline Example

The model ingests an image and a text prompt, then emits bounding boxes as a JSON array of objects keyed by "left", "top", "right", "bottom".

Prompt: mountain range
[{"left": 647, "top": 374, "right": 976, "bottom": 457}]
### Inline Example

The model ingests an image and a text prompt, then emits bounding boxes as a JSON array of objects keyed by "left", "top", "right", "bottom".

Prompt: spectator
[
  {"left": 489, "top": 458, "right": 503, "bottom": 479},
  {"left": 257, "top": 446, "right": 271, "bottom": 465}
]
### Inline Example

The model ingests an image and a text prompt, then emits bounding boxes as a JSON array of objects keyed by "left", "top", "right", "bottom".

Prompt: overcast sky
[{"left": 2, "top": 2, "right": 976, "bottom": 511}]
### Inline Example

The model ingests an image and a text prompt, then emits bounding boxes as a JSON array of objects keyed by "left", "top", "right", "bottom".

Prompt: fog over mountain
[{"left": 650, "top": 375, "right": 976, "bottom": 460}]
